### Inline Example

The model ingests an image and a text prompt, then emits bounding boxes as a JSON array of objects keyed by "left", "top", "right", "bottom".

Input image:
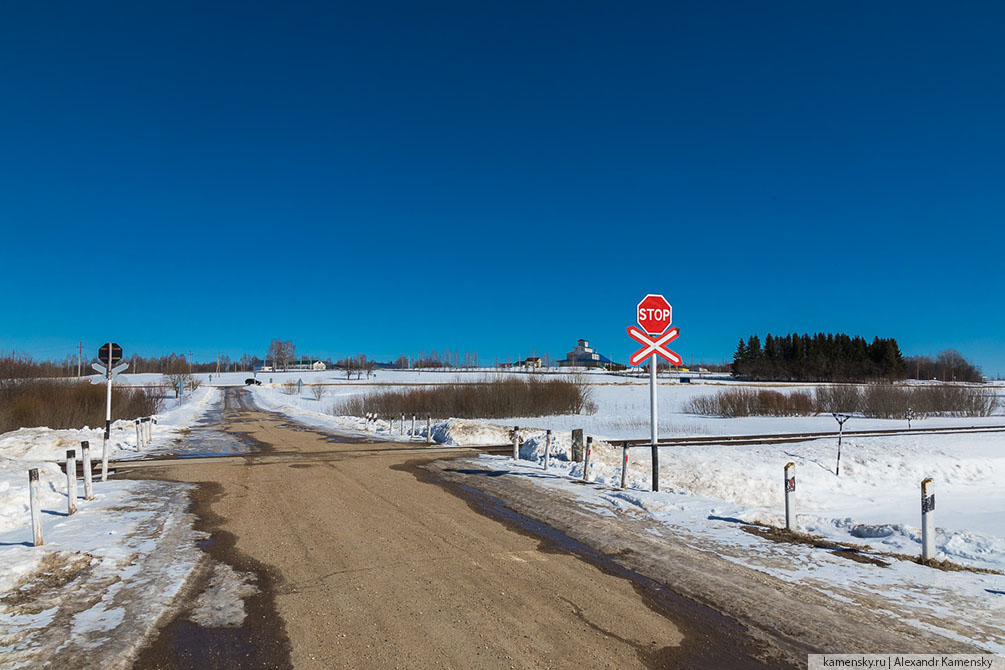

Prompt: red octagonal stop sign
[{"left": 636, "top": 294, "right": 672, "bottom": 336}]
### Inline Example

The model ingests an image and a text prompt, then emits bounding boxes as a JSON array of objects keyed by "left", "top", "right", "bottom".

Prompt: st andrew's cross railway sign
[
  {"left": 98, "top": 342, "right": 123, "bottom": 366},
  {"left": 627, "top": 294, "right": 680, "bottom": 366}
]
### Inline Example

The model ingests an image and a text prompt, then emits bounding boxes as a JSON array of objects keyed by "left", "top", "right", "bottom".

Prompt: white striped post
[
  {"left": 146, "top": 417, "right": 153, "bottom": 443},
  {"left": 411, "top": 414, "right": 416, "bottom": 439},
  {"left": 583, "top": 436, "right": 593, "bottom": 482},
  {"left": 135, "top": 419, "right": 142, "bottom": 448},
  {"left": 512, "top": 426, "right": 520, "bottom": 460},
  {"left": 400, "top": 413, "right": 405, "bottom": 435},
  {"left": 921, "top": 477, "right": 936, "bottom": 561},
  {"left": 426, "top": 414, "right": 431, "bottom": 445},
  {"left": 784, "top": 462, "right": 795, "bottom": 531},
  {"left": 81, "top": 441, "right": 94, "bottom": 500},
  {"left": 543, "top": 430, "right": 552, "bottom": 470},
  {"left": 65, "top": 450, "right": 77, "bottom": 515},
  {"left": 29, "top": 469, "right": 43, "bottom": 546},
  {"left": 621, "top": 441, "right": 630, "bottom": 489}
]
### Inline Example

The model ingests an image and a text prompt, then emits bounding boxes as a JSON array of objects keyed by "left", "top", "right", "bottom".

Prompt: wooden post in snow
[
  {"left": 582, "top": 436, "right": 593, "bottom": 482},
  {"left": 543, "top": 430, "right": 552, "bottom": 470},
  {"left": 400, "top": 413, "right": 405, "bottom": 435},
  {"left": 65, "top": 450, "right": 77, "bottom": 515},
  {"left": 411, "top": 414, "right": 416, "bottom": 439},
  {"left": 29, "top": 469, "right": 43, "bottom": 546},
  {"left": 621, "top": 441, "right": 630, "bottom": 490},
  {"left": 426, "top": 414, "right": 432, "bottom": 445},
  {"left": 784, "top": 462, "right": 795, "bottom": 531},
  {"left": 571, "top": 429, "right": 584, "bottom": 462},
  {"left": 135, "top": 420, "right": 142, "bottom": 449},
  {"left": 922, "top": 477, "right": 936, "bottom": 561},
  {"left": 81, "top": 441, "right": 94, "bottom": 500},
  {"left": 512, "top": 426, "right": 520, "bottom": 460}
]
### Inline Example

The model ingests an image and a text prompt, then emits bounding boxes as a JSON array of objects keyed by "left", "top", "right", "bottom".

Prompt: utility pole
[
  {"left": 77, "top": 342, "right": 84, "bottom": 378},
  {"left": 188, "top": 351, "right": 194, "bottom": 373},
  {"left": 216, "top": 353, "right": 221, "bottom": 376}
]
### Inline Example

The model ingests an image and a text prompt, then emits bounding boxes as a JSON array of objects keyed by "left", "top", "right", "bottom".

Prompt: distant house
[
  {"left": 523, "top": 357, "right": 543, "bottom": 368},
  {"left": 254, "top": 360, "right": 326, "bottom": 372},
  {"left": 559, "top": 339, "right": 612, "bottom": 368}
]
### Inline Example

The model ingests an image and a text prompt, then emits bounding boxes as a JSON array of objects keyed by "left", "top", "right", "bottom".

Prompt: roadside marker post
[
  {"left": 627, "top": 294, "right": 681, "bottom": 492},
  {"left": 921, "top": 478, "right": 936, "bottom": 561},
  {"left": 65, "top": 450, "right": 77, "bottom": 515},
  {"left": 426, "top": 414, "right": 431, "bottom": 444},
  {"left": 29, "top": 469, "right": 43, "bottom": 546},
  {"left": 411, "top": 414, "right": 416, "bottom": 440},
  {"left": 832, "top": 413, "right": 852, "bottom": 476},
  {"left": 621, "top": 441, "right": 630, "bottom": 489},
  {"left": 543, "top": 430, "right": 552, "bottom": 470},
  {"left": 135, "top": 420, "right": 142, "bottom": 449},
  {"left": 512, "top": 426, "right": 520, "bottom": 460},
  {"left": 582, "top": 436, "right": 593, "bottom": 482},
  {"left": 81, "top": 441, "right": 94, "bottom": 500},
  {"left": 400, "top": 413, "right": 405, "bottom": 435},
  {"left": 784, "top": 462, "right": 796, "bottom": 531},
  {"left": 146, "top": 417, "right": 153, "bottom": 444}
]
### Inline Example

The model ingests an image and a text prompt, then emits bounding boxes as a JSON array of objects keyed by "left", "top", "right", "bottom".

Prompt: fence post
[
  {"left": 29, "top": 469, "right": 43, "bottom": 546},
  {"left": 621, "top": 441, "right": 629, "bottom": 489},
  {"left": 512, "top": 426, "right": 520, "bottom": 460},
  {"left": 544, "top": 430, "right": 552, "bottom": 470},
  {"left": 426, "top": 414, "right": 432, "bottom": 445},
  {"left": 583, "top": 436, "right": 593, "bottom": 482},
  {"left": 65, "top": 450, "right": 77, "bottom": 515},
  {"left": 82, "top": 441, "right": 94, "bottom": 500},
  {"left": 411, "top": 414, "right": 416, "bottom": 439},
  {"left": 571, "top": 429, "right": 584, "bottom": 462},
  {"left": 400, "top": 413, "right": 405, "bottom": 435},
  {"left": 146, "top": 417, "right": 153, "bottom": 443},
  {"left": 784, "top": 462, "right": 795, "bottom": 531},
  {"left": 135, "top": 420, "right": 142, "bottom": 448},
  {"left": 921, "top": 477, "right": 936, "bottom": 561}
]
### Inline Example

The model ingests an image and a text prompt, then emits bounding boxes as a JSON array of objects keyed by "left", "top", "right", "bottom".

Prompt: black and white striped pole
[
  {"left": 784, "top": 462, "right": 796, "bottom": 531},
  {"left": 582, "top": 436, "right": 593, "bottom": 482},
  {"left": 621, "top": 441, "right": 630, "bottom": 489},
  {"left": 135, "top": 420, "right": 142, "bottom": 449},
  {"left": 512, "top": 426, "right": 520, "bottom": 460},
  {"left": 81, "top": 441, "right": 94, "bottom": 500},
  {"left": 29, "top": 469, "right": 43, "bottom": 547},
  {"left": 921, "top": 477, "right": 935, "bottom": 561},
  {"left": 65, "top": 450, "right": 77, "bottom": 516}
]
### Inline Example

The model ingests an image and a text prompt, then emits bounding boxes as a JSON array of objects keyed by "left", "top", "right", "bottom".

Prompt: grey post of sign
[{"left": 784, "top": 462, "right": 796, "bottom": 531}]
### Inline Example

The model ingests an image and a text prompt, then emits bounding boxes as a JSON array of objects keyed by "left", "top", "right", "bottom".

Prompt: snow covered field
[{"left": 0, "top": 387, "right": 220, "bottom": 667}]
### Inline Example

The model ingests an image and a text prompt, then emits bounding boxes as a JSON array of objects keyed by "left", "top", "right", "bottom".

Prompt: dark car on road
[{"left": 245, "top": 378, "right": 262, "bottom": 385}]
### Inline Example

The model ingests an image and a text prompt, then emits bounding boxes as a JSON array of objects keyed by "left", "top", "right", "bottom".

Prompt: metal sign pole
[
  {"left": 650, "top": 353, "right": 659, "bottom": 492},
  {"left": 102, "top": 364, "right": 112, "bottom": 482}
]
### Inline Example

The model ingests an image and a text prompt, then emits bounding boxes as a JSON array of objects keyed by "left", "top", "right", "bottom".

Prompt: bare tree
[
  {"left": 267, "top": 339, "right": 297, "bottom": 371},
  {"left": 311, "top": 384, "right": 326, "bottom": 401}
]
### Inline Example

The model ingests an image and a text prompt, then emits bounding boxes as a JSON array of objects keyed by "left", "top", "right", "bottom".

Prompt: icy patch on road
[{"left": 187, "top": 563, "right": 259, "bottom": 628}]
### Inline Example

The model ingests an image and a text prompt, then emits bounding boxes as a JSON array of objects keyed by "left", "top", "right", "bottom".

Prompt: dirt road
[{"left": 128, "top": 391, "right": 775, "bottom": 669}]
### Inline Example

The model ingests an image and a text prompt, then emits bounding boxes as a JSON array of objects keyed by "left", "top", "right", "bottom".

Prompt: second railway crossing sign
[{"left": 98, "top": 342, "right": 123, "bottom": 366}]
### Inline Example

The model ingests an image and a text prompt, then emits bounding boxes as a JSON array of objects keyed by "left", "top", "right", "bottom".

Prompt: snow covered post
[
  {"left": 426, "top": 414, "right": 431, "bottom": 445},
  {"left": 512, "top": 426, "right": 520, "bottom": 460},
  {"left": 65, "top": 449, "right": 77, "bottom": 515},
  {"left": 29, "top": 469, "right": 43, "bottom": 546},
  {"left": 621, "top": 442, "right": 629, "bottom": 490},
  {"left": 400, "top": 413, "right": 405, "bottom": 435},
  {"left": 582, "top": 436, "right": 593, "bottom": 482},
  {"left": 81, "top": 441, "right": 94, "bottom": 501},
  {"left": 784, "top": 462, "right": 795, "bottom": 531},
  {"left": 543, "top": 430, "right": 552, "bottom": 470},
  {"left": 411, "top": 414, "right": 416, "bottom": 439},
  {"left": 135, "top": 419, "right": 142, "bottom": 448},
  {"left": 921, "top": 477, "right": 936, "bottom": 561}
]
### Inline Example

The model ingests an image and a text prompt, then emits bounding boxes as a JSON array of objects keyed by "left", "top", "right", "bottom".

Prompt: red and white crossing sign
[
  {"left": 627, "top": 326, "right": 682, "bottom": 366},
  {"left": 636, "top": 294, "right": 673, "bottom": 336}
]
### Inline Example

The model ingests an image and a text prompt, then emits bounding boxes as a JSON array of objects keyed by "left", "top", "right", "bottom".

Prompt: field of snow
[{"left": 0, "top": 387, "right": 221, "bottom": 667}]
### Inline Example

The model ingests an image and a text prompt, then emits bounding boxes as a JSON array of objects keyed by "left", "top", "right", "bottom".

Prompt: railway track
[{"left": 619, "top": 423, "right": 1005, "bottom": 448}]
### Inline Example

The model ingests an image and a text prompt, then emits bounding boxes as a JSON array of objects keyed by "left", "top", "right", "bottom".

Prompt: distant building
[
  {"left": 523, "top": 357, "right": 543, "bottom": 368},
  {"left": 559, "top": 339, "right": 612, "bottom": 368},
  {"left": 254, "top": 360, "right": 326, "bottom": 372}
]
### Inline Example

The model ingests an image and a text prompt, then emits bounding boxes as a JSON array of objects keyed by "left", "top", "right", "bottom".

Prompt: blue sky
[{"left": 1, "top": 2, "right": 1003, "bottom": 374}]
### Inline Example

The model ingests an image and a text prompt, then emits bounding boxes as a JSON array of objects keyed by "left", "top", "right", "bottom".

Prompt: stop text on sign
[{"left": 636, "top": 294, "right": 673, "bottom": 336}]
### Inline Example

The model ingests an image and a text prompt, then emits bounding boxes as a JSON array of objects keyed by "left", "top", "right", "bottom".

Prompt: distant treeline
[
  {"left": 732, "top": 333, "right": 983, "bottom": 382},
  {"left": 732, "top": 333, "right": 904, "bottom": 382}
]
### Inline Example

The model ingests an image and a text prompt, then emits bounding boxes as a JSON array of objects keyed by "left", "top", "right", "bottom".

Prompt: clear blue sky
[{"left": 2, "top": 2, "right": 1003, "bottom": 374}]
